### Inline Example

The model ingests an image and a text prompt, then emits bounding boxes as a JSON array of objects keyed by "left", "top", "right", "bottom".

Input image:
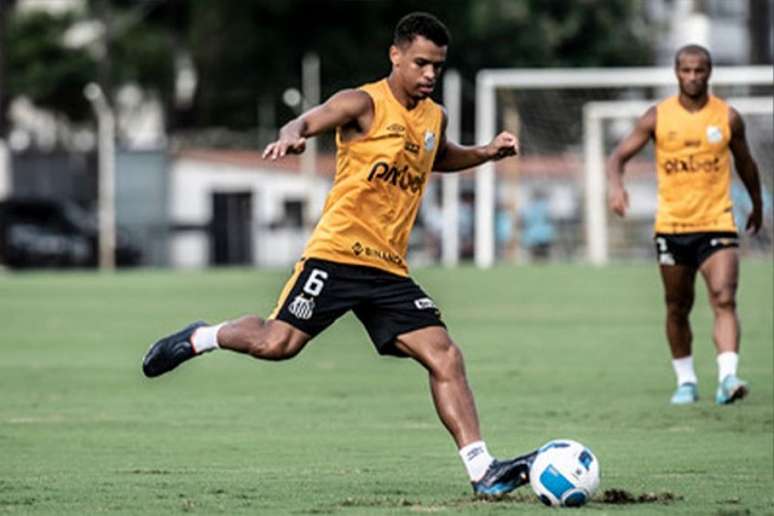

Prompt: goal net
[{"left": 469, "top": 66, "right": 773, "bottom": 266}]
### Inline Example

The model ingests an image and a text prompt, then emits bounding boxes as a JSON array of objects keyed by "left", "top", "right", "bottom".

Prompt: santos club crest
[
  {"left": 288, "top": 295, "right": 315, "bottom": 320},
  {"left": 706, "top": 125, "right": 723, "bottom": 144},
  {"left": 424, "top": 130, "right": 436, "bottom": 151}
]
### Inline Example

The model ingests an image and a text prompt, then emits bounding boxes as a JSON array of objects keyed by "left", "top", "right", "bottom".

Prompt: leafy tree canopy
[{"left": 3, "top": 0, "right": 652, "bottom": 132}]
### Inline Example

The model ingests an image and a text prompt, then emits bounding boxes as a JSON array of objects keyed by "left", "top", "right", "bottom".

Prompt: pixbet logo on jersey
[
  {"left": 367, "top": 161, "right": 425, "bottom": 194},
  {"left": 661, "top": 154, "right": 720, "bottom": 174}
]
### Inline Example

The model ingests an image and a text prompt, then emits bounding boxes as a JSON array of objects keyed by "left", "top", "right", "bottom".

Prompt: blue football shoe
[
  {"left": 670, "top": 383, "right": 698, "bottom": 405},
  {"left": 142, "top": 321, "right": 208, "bottom": 378},
  {"left": 715, "top": 375, "right": 749, "bottom": 405},
  {"left": 472, "top": 450, "right": 537, "bottom": 497}
]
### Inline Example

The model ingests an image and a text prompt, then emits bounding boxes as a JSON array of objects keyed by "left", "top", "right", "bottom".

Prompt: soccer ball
[{"left": 529, "top": 439, "right": 600, "bottom": 507}]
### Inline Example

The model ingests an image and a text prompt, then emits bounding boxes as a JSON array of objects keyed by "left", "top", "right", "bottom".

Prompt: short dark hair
[
  {"left": 394, "top": 12, "right": 450, "bottom": 48},
  {"left": 675, "top": 44, "right": 713, "bottom": 68}
]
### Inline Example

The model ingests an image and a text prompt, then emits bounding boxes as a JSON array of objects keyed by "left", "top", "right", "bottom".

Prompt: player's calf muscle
[
  {"left": 246, "top": 326, "right": 303, "bottom": 360},
  {"left": 219, "top": 316, "right": 301, "bottom": 360}
]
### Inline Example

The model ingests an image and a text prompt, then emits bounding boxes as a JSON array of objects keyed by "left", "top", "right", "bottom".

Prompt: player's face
[
  {"left": 391, "top": 36, "right": 447, "bottom": 100},
  {"left": 675, "top": 53, "right": 711, "bottom": 99}
]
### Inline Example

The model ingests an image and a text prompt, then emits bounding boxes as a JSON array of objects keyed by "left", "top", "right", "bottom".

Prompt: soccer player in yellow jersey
[
  {"left": 143, "top": 13, "right": 537, "bottom": 496},
  {"left": 607, "top": 45, "right": 763, "bottom": 406}
]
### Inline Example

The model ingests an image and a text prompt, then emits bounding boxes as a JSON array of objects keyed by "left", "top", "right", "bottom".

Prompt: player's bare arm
[
  {"left": 433, "top": 111, "right": 519, "bottom": 172},
  {"left": 606, "top": 106, "right": 656, "bottom": 217},
  {"left": 728, "top": 107, "right": 763, "bottom": 235},
  {"left": 262, "top": 89, "right": 374, "bottom": 160}
]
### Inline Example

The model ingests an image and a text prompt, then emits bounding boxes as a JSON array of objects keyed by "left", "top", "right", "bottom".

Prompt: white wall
[{"left": 169, "top": 157, "right": 329, "bottom": 268}]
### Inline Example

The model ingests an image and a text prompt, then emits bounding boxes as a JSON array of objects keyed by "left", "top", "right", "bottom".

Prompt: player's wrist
[
  {"left": 482, "top": 144, "right": 498, "bottom": 161},
  {"left": 279, "top": 120, "right": 304, "bottom": 141}
]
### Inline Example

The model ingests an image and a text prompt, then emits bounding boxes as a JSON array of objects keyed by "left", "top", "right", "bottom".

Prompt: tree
[
  {"left": 4, "top": 0, "right": 183, "bottom": 136},
  {"left": 3, "top": 0, "right": 653, "bottom": 143},
  {"left": 5, "top": 9, "right": 97, "bottom": 124},
  {"left": 185, "top": 0, "right": 651, "bottom": 132},
  {"left": 0, "top": 0, "right": 11, "bottom": 137}
]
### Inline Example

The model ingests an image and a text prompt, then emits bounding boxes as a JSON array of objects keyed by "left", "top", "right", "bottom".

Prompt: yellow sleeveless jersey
[
  {"left": 302, "top": 79, "right": 444, "bottom": 276},
  {"left": 654, "top": 95, "right": 736, "bottom": 233}
]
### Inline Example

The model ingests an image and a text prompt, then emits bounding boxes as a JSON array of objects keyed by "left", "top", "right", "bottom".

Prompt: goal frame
[{"left": 473, "top": 66, "right": 773, "bottom": 267}]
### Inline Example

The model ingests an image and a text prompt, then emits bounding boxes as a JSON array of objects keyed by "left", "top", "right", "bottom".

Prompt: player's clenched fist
[{"left": 487, "top": 131, "right": 519, "bottom": 161}]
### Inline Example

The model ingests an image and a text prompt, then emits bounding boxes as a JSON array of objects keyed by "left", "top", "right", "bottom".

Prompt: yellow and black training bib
[
  {"left": 303, "top": 79, "right": 443, "bottom": 276},
  {"left": 654, "top": 95, "right": 735, "bottom": 234}
]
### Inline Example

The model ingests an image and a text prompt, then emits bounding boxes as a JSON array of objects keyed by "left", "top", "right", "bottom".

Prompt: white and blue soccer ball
[{"left": 529, "top": 439, "right": 600, "bottom": 507}]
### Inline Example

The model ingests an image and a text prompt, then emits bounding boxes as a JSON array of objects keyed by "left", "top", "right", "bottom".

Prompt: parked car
[{"left": 0, "top": 198, "right": 142, "bottom": 269}]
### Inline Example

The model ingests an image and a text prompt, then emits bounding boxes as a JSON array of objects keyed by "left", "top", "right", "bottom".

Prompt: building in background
[
  {"left": 167, "top": 150, "right": 332, "bottom": 269},
  {"left": 646, "top": 0, "right": 773, "bottom": 66}
]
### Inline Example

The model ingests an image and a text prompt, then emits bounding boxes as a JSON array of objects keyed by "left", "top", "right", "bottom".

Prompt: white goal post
[
  {"left": 584, "top": 96, "right": 774, "bottom": 266},
  {"left": 0, "top": 139, "right": 9, "bottom": 199},
  {"left": 474, "top": 66, "right": 774, "bottom": 268}
]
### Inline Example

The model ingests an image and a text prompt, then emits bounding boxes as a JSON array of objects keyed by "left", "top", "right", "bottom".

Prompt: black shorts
[
  {"left": 653, "top": 232, "right": 738, "bottom": 268},
  {"left": 271, "top": 258, "right": 445, "bottom": 356}
]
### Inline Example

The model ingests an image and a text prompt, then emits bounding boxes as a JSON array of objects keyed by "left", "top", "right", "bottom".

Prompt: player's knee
[
  {"left": 429, "top": 340, "right": 465, "bottom": 379},
  {"left": 666, "top": 297, "right": 692, "bottom": 320},
  {"left": 709, "top": 287, "right": 737, "bottom": 311}
]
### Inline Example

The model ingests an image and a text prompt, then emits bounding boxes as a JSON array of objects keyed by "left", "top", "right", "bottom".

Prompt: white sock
[
  {"left": 459, "top": 441, "right": 494, "bottom": 482},
  {"left": 672, "top": 356, "right": 698, "bottom": 387},
  {"left": 716, "top": 351, "right": 739, "bottom": 382},
  {"left": 190, "top": 322, "right": 225, "bottom": 354}
]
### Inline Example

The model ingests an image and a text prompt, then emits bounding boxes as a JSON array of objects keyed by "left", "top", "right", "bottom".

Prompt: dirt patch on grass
[{"left": 600, "top": 488, "right": 681, "bottom": 504}]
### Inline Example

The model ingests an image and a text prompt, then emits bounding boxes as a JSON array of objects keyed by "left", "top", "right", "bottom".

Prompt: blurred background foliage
[{"left": 1, "top": 0, "right": 653, "bottom": 137}]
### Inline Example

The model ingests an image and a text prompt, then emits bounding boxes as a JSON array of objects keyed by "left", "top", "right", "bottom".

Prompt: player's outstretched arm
[
  {"left": 729, "top": 108, "right": 763, "bottom": 235},
  {"left": 606, "top": 107, "right": 656, "bottom": 217},
  {"left": 433, "top": 111, "right": 519, "bottom": 172},
  {"left": 262, "top": 89, "right": 373, "bottom": 160}
]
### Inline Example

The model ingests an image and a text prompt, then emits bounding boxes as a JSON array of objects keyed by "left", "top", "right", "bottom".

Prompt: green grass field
[{"left": 1, "top": 262, "right": 772, "bottom": 515}]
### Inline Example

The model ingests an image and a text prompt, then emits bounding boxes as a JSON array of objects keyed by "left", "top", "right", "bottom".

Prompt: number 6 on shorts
[{"left": 303, "top": 269, "right": 329, "bottom": 297}]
